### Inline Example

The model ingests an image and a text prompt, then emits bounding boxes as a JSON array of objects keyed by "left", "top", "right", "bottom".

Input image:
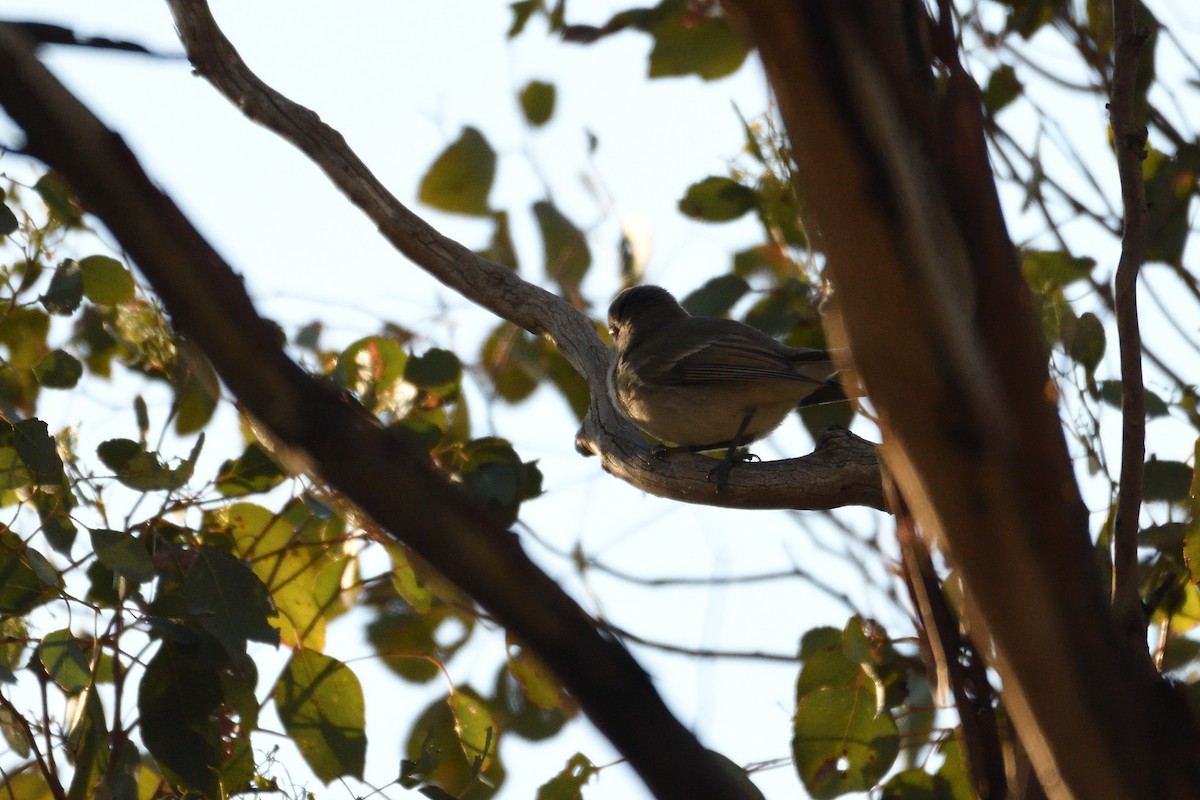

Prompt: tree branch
[
  {"left": 722, "top": 1, "right": 1200, "bottom": 797},
  {"left": 162, "top": 0, "right": 885, "bottom": 512},
  {"left": 0, "top": 25, "right": 765, "bottom": 800},
  {"left": 1109, "top": 0, "right": 1151, "bottom": 651}
]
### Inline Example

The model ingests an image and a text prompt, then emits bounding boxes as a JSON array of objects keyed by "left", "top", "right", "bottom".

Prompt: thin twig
[{"left": 1109, "top": 0, "right": 1151, "bottom": 650}]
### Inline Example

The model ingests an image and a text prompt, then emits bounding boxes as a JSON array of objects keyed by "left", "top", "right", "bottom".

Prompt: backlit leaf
[
  {"left": 39, "top": 629, "right": 91, "bottom": 694},
  {"left": 215, "top": 442, "right": 285, "bottom": 497},
  {"left": 275, "top": 650, "right": 366, "bottom": 783},
  {"left": 534, "top": 201, "right": 591, "bottom": 291},
  {"left": 34, "top": 349, "right": 83, "bottom": 389},
  {"left": 90, "top": 528, "right": 155, "bottom": 584},
  {"left": 983, "top": 64, "right": 1023, "bottom": 114},
  {"left": 418, "top": 127, "right": 496, "bottom": 216},
  {"left": 79, "top": 255, "right": 135, "bottom": 306},
  {"left": 0, "top": 201, "right": 17, "bottom": 236},
  {"left": 519, "top": 80, "right": 556, "bottom": 127},
  {"left": 682, "top": 274, "right": 750, "bottom": 316},
  {"left": 792, "top": 684, "right": 899, "bottom": 798},
  {"left": 679, "top": 176, "right": 757, "bottom": 222},
  {"left": 646, "top": 2, "right": 750, "bottom": 80},
  {"left": 34, "top": 172, "right": 83, "bottom": 227},
  {"left": 14, "top": 419, "right": 63, "bottom": 484},
  {"left": 1144, "top": 459, "right": 1192, "bottom": 503},
  {"left": 536, "top": 754, "right": 598, "bottom": 800}
]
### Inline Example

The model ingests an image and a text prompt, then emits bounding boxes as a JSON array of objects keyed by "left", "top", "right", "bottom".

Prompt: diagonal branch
[
  {"left": 163, "top": 0, "right": 884, "bottom": 513},
  {"left": 1109, "top": 0, "right": 1151, "bottom": 650},
  {"left": 0, "top": 24, "right": 765, "bottom": 800}
]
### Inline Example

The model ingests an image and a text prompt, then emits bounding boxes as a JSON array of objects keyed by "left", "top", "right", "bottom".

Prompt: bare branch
[
  {"left": 164, "top": 0, "right": 885, "bottom": 512},
  {"left": 1109, "top": 0, "right": 1151, "bottom": 649},
  {"left": 0, "top": 25, "right": 766, "bottom": 800}
]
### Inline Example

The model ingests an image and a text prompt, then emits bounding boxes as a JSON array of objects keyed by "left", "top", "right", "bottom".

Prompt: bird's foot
[{"left": 707, "top": 447, "right": 757, "bottom": 491}]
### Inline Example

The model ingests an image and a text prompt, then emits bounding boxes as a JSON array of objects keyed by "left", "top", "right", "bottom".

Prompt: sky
[{"left": 1, "top": 2, "right": 1199, "bottom": 799}]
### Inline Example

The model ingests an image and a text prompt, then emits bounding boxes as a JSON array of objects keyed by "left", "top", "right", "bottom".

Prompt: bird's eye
[{"left": 608, "top": 324, "right": 619, "bottom": 337}]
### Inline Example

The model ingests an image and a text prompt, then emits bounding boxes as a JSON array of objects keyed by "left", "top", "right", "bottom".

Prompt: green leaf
[
  {"left": 482, "top": 322, "right": 542, "bottom": 404},
  {"left": 682, "top": 275, "right": 751, "bottom": 316},
  {"left": 215, "top": 442, "right": 286, "bottom": 497},
  {"left": 509, "top": 0, "right": 539, "bottom": 37},
  {"left": 34, "top": 172, "right": 83, "bottom": 227},
  {"left": 534, "top": 200, "right": 591, "bottom": 291},
  {"left": 0, "top": 306, "right": 49, "bottom": 368},
  {"left": 89, "top": 528, "right": 155, "bottom": 584},
  {"left": 678, "top": 176, "right": 757, "bottom": 222},
  {"left": 0, "top": 773, "right": 54, "bottom": 800},
  {"left": 1020, "top": 249, "right": 1096, "bottom": 288},
  {"left": 536, "top": 754, "right": 598, "bottom": 800},
  {"left": 494, "top": 661, "right": 569, "bottom": 742},
  {"left": 33, "top": 486, "right": 75, "bottom": 555},
  {"left": 0, "top": 447, "right": 32, "bottom": 491},
  {"left": 184, "top": 546, "right": 280, "bottom": 665},
  {"left": 480, "top": 210, "right": 519, "bottom": 270},
  {"left": 367, "top": 602, "right": 474, "bottom": 683},
  {"left": 881, "top": 768, "right": 954, "bottom": 800},
  {"left": 519, "top": 80, "right": 556, "bottom": 127},
  {"left": 646, "top": 2, "right": 750, "bottom": 80},
  {"left": 406, "top": 690, "right": 505, "bottom": 796},
  {"left": 1142, "top": 145, "right": 1199, "bottom": 267},
  {"left": 79, "top": 255, "right": 135, "bottom": 305},
  {"left": 206, "top": 499, "right": 342, "bottom": 650},
  {"left": 65, "top": 687, "right": 108, "bottom": 800},
  {"left": 39, "top": 629, "right": 91, "bottom": 694},
  {"left": 796, "top": 649, "right": 865, "bottom": 699},
  {"left": 336, "top": 336, "right": 409, "bottom": 412},
  {"left": 97, "top": 438, "right": 174, "bottom": 491},
  {"left": 41, "top": 259, "right": 84, "bottom": 315},
  {"left": 505, "top": 635, "right": 572, "bottom": 713},
  {"left": 983, "top": 64, "right": 1023, "bottom": 115},
  {"left": 138, "top": 641, "right": 224, "bottom": 796},
  {"left": 0, "top": 704, "right": 32, "bottom": 759},
  {"left": 0, "top": 201, "right": 17, "bottom": 236},
  {"left": 1064, "top": 311, "right": 1105, "bottom": 375},
  {"left": 1185, "top": 520, "right": 1200, "bottom": 584},
  {"left": 418, "top": 127, "right": 496, "bottom": 216},
  {"left": 275, "top": 650, "right": 366, "bottom": 783},
  {"left": 792, "top": 684, "right": 899, "bottom": 798},
  {"left": 936, "top": 732, "right": 977, "bottom": 800},
  {"left": 14, "top": 418, "right": 63, "bottom": 484},
  {"left": 0, "top": 543, "right": 50, "bottom": 614},
  {"left": 457, "top": 437, "right": 543, "bottom": 526},
  {"left": 450, "top": 687, "right": 498, "bottom": 772},
  {"left": 405, "top": 348, "right": 463, "bottom": 398},
  {"left": 1096, "top": 380, "right": 1169, "bottom": 417},
  {"left": 1144, "top": 459, "right": 1193, "bottom": 503},
  {"left": 33, "top": 349, "right": 83, "bottom": 389},
  {"left": 173, "top": 340, "right": 220, "bottom": 434}
]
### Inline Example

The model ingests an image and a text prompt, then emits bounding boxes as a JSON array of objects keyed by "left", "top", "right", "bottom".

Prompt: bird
[{"left": 606, "top": 285, "right": 842, "bottom": 480}]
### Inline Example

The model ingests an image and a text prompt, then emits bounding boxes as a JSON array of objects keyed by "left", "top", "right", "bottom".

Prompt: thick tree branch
[
  {"left": 723, "top": 1, "right": 1200, "bottom": 797},
  {"left": 1109, "top": 0, "right": 1151, "bottom": 651},
  {"left": 163, "top": 0, "right": 884, "bottom": 512},
  {"left": 0, "top": 25, "right": 767, "bottom": 800}
]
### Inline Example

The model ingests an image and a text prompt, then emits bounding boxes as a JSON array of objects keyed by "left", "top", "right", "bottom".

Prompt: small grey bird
[{"left": 607, "top": 285, "right": 841, "bottom": 456}]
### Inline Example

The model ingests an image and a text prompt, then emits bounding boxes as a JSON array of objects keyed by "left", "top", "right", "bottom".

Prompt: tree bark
[{"left": 722, "top": 1, "right": 1200, "bottom": 797}]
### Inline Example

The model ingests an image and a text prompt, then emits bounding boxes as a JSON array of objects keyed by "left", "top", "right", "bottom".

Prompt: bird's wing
[{"left": 656, "top": 328, "right": 832, "bottom": 385}]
